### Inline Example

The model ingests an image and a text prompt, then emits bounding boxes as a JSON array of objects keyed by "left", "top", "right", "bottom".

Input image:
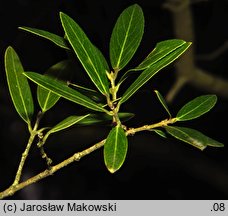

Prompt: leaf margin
[{"left": 4, "top": 46, "right": 34, "bottom": 124}]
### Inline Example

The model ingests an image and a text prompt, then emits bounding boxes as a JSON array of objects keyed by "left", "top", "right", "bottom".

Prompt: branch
[
  {"left": 0, "top": 118, "right": 176, "bottom": 199},
  {"left": 12, "top": 133, "right": 36, "bottom": 186},
  {"left": 163, "top": 0, "right": 228, "bottom": 101},
  {"left": 0, "top": 139, "right": 106, "bottom": 199}
]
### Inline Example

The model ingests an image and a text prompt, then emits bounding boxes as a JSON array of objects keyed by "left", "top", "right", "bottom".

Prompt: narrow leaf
[
  {"left": 48, "top": 114, "right": 90, "bottom": 134},
  {"left": 165, "top": 126, "right": 224, "bottom": 150},
  {"left": 110, "top": 4, "right": 144, "bottom": 71},
  {"left": 60, "top": 12, "right": 110, "bottom": 95},
  {"left": 120, "top": 41, "right": 191, "bottom": 104},
  {"left": 24, "top": 72, "right": 107, "bottom": 113},
  {"left": 135, "top": 39, "right": 187, "bottom": 70},
  {"left": 104, "top": 126, "right": 128, "bottom": 173},
  {"left": 154, "top": 90, "right": 171, "bottom": 118},
  {"left": 37, "top": 60, "right": 72, "bottom": 112},
  {"left": 117, "top": 40, "right": 187, "bottom": 86},
  {"left": 5, "top": 46, "right": 34, "bottom": 124},
  {"left": 176, "top": 95, "right": 217, "bottom": 121},
  {"left": 151, "top": 129, "right": 167, "bottom": 138},
  {"left": 76, "top": 112, "right": 134, "bottom": 126},
  {"left": 69, "top": 82, "right": 103, "bottom": 103},
  {"left": 19, "top": 26, "right": 69, "bottom": 50}
]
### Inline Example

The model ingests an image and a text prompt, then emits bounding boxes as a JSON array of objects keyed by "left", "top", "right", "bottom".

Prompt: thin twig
[
  {"left": 0, "top": 118, "right": 176, "bottom": 199},
  {"left": 0, "top": 139, "right": 106, "bottom": 199},
  {"left": 12, "top": 112, "right": 43, "bottom": 186},
  {"left": 12, "top": 132, "right": 36, "bottom": 186}
]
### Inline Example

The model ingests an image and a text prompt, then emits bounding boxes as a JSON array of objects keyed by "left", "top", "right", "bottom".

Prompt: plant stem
[
  {"left": 12, "top": 112, "right": 43, "bottom": 186},
  {"left": 107, "top": 70, "right": 122, "bottom": 125},
  {"left": 0, "top": 117, "right": 177, "bottom": 199},
  {"left": 0, "top": 139, "right": 106, "bottom": 199},
  {"left": 12, "top": 132, "right": 36, "bottom": 186},
  {"left": 126, "top": 118, "right": 177, "bottom": 135}
]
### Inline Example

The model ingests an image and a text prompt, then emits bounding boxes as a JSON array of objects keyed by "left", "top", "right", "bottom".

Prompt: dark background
[{"left": 0, "top": 0, "right": 227, "bottom": 199}]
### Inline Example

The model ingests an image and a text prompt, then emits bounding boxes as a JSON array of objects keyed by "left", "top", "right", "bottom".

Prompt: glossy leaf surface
[
  {"left": 48, "top": 114, "right": 90, "bottom": 134},
  {"left": 120, "top": 41, "right": 191, "bottom": 104},
  {"left": 176, "top": 95, "right": 217, "bottom": 121},
  {"left": 5, "top": 46, "right": 34, "bottom": 124},
  {"left": 37, "top": 60, "right": 72, "bottom": 112},
  {"left": 69, "top": 83, "right": 103, "bottom": 103},
  {"left": 24, "top": 72, "right": 107, "bottom": 113},
  {"left": 165, "top": 126, "right": 224, "bottom": 150},
  {"left": 76, "top": 112, "right": 134, "bottom": 126},
  {"left": 154, "top": 90, "right": 171, "bottom": 117},
  {"left": 60, "top": 12, "right": 110, "bottom": 95},
  {"left": 135, "top": 39, "right": 187, "bottom": 70},
  {"left": 151, "top": 129, "right": 167, "bottom": 138},
  {"left": 104, "top": 126, "right": 128, "bottom": 173},
  {"left": 117, "top": 40, "right": 187, "bottom": 86},
  {"left": 110, "top": 4, "right": 144, "bottom": 71},
  {"left": 19, "top": 27, "right": 69, "bottom": 50}
]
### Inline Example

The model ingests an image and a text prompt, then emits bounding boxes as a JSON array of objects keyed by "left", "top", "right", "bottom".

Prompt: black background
[{"left": 0, "top": 0, "right": 228, "bottom": 199}]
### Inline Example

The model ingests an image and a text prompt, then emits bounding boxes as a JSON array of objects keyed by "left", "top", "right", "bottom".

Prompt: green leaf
[
  {"left": 118, "top": 112, "right": 135, "bottom": 123},
  {"left": 37, "top": 60, "right": 73, "bottom": 112},
  {"left": 19, "top": 26, "right": 69, "bottom": 50},
  {"left": 135, "top": 39, "right": 187, "bottom": 71},
  {"left": 4, "top": 46, "right": 34, "bottom": 124},
  {"left": 69, "top": 82, "right": 103, "bottom": 103},
  {"left": 24, "top": 72, "right": 107, "bottom": 113},
  {"left": 151, "top": 129, "right": 167, "bottom": 138},
  {"left": 48, "top": 114, "right": 90, "bottom": 134},
  {"left": 110, "top": 4, "right": 144, "bottom": 71},
  {"left": 165, "top": 126, "right": 224, "bottom": 150},
  {"left": 117, "top": 40, "right": 187, "bottom": 86},
  {"left": 60, "top": 12, "right": 110, "bottom": 95},
  {"left": 154, "top": 90, "right": 171, "bottom": 118},
  {"left": 176, "top": 95, "right": 217, "bottom": 121},
  {"left": 76, "top": 112, "right": 134, "bottom": 126},
  {"left": 120, "top": 41, "right": 191, "bottom": 104},
  {"left": 104, "top": 125, "right": 128, "bottom": 173}
]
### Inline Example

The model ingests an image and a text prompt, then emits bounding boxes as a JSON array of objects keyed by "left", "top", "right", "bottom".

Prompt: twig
[
  {"left": 12, "top": 133, "right": 36, "bottom": 186},
  {"left": 0, "top": 118, "right": 176, "bottom": 199},
  {"left": 164, "top": 0, "right": 228, "bottom": 101},
  {"left": 11, "top": 112, "right": 43, "bottom": 186},
  {"left": 0, "top": 139, "right": 106, "bottom": 199}
]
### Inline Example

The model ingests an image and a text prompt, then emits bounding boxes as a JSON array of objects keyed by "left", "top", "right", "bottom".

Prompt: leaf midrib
[
  {"left": 42, "top": 90, "right": 52, "bottom": 111},
  {"left": 64, "top": 16, "right": 107, "bottom": 94},
  {"left": 115, "top": 7, "right": 136, "bottom": 69},
  {"left": 177, "top": 96, "right": 213, "bottom": 119},
  {"left": 121, "top": 53, "right": 172, "bottom": 103},
  {"left": 167, "top": 126, "right": 206, "bottom": 149},
  {"left": 26, "top": 73, "right": 105, "bottom": 112},
  {"left": 50, "top": 114, "right": 90, "bottom": 134},
  {"left": 11, "top": 51, "right": 29, "bottom": 122},
  {"left": 45, "top": 80, "right": 98, "bottom": 109},
  {"left": 111, "top": 126, "right": 119, "bottom": 169},
  {"left": 19, "top": 27, "right": 69, "bottom": 49}
]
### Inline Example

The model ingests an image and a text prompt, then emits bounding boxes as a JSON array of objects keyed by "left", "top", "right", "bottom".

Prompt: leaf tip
[
  {"left": 5, "top": 46, "right": 14, "bottom": 54},
  {"left": 200, "top": 146, "right": 207, "bottom": 151},
  {"left": 108, "top": 168, "right": 116, "bottom": 174},
  {"left": 18, "top": 26, "right": 25, "bottom": 30},
  {"left": 59, "top": 11, "right": 67, "bottom": 20}
]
